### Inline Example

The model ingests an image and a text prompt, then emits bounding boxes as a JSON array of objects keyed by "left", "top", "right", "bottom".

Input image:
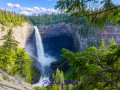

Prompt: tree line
[
  {"left": 0, "top": 28, "right": 40, "bottom": 83},
  {"left": 34, "top": 38, "right": 120, "bottom": 90},
  {"left": 0, "top": 10, "right": 25, "bottom": 27},
  {"left": 0, "top": 17, "right": 40, "bottom": 83},
  {"left": 24, "top": 14, "right": 87, "bottom": 26}
]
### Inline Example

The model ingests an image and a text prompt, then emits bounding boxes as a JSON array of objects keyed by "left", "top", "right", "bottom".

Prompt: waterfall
[
  {"left": 34, "top": 26, "right": 46, "bottom": 73},
  {"left": 35, "top": 26, "right": 45, "bottom": 60},
  {"left": 34, "top": 26, "right": 55, "bottom": 87}
]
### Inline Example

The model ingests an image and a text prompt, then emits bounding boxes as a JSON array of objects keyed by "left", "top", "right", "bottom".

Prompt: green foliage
[
  {"left": 78, "top": 24, "right": 98, "bottom": 39},
  {"left": 0, "top": 10, "right": 25, "bottom": 27},
  {"left": 1, "top": 26, "right": 5, "bottom": 31},
  {"left": 61, "top": 38, "right": 120, "bottom": 90},
  {"left": 31, "top": 65, "right": 41, "bottom": 84},
  {"left": 34, "top": 86, "right": 41, "bottom": 90},
  {"left": 87, "top": 40, "right": 100, "bottom": 47},
  {"left": 110, "top": 37, "right": 116, "bottom": 46},
  {"left": 24, "top": 14, "right": 87, "bottom": 25},
  {"left": 34, "top": 85, "right": 47, "bottom": 90},
  {"left": 55, "top": 0, "right": 120, "bottom": 28},
  {"left": 0, "top": 28, "right": 19, "bottom": 49},
  {"left": 100, "top": 38, "right": 108, "bottom": 54},
  {"left": 2, "top": 73, "right": 10, "bottom": 81},
  {"left": 52, "top": 68, "right": 64, "bottom": 84},
  {"left": 40, "top": 85, "right": 47, "bottom": 90},
  {"left": 50, "top": 69, "right": 66, "bottom": 90},
  {"left": 0, "top": 28, "right": 39, "bottom": 83},
  {"left": 13, "top": 48, "right": 32, "bottom": 82},
  {"left": 24, "top": 87, "right": 27, "bottom": 90}
]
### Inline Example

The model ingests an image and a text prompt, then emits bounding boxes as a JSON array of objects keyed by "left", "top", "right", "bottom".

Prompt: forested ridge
[
  {"left": 34, "top": 0, "right": 120, "bottom": 90},
  {"left": 0, "top": 10, "right": 25, "bottom": 27},
  {"left": 0, "top": 10, "right": 40, "bottom": 84},
  {"left": 0, "top": 0, "right": 120, "bottom": 90},
  {"left": 49, "top": 0, "right": 120, "bottom": 90},
  {"left": 0, "top": 28, "right": 40, "bottom": 83},
  {"left": 34, "top": 38, "right": 120, "bottom": 90},
  {"left": 24, "top": 14, "right": 87, "bottom": 25}
]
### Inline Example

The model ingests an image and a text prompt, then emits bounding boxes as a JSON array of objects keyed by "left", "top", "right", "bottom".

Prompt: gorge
[
  {"left": 26, "top": 24, "right": 74, "bottom": 86},
  {"left": 0, "top": 1, "right": 120, "bottom": 89},
  {"left": 26, "top": 23, "right": 120, "bottom": 87}
]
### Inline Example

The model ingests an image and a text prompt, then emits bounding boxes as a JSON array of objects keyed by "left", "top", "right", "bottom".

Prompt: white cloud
[
  {"left": 7, "top": 3, "right": 60, "bottom": 15},
  {"left": 20, "top": 11, "right": 32, "bottom": 16},
  {"left": 21, "top": 7, "right": 33, "bottom": 12},
  {"left": 14, "top": 4, "right": 20, "bottom": 8},
  {"left": 40, "top": 7, "right": 47, "bottom": 12},
  {"left": 1, "top": 8, "right": 12, "bottom": 12},
  {"left": 33, "top": 7, "right": 40, "bottom": 11},
  {"left": 7, "top": 3, "right": 14, "bottom": 8},
  {"left": 7, "top": 3, "right": 20, "bottom": 8}
]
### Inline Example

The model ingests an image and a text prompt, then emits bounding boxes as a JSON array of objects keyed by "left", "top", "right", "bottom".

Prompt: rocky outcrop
[
  {"left": 0, "top": 70, "right": 35, "bottom": 90},
  {"left": 74, "top": 24, "right": 120, "bottom": 51},
  {"left": 38, "top": 23, "right": 120, "bottom": 52},
  {"left": 38, "top": 23, "right": 74, "bottom": 59},
  {"left": 0, "top": 22, "right": 34, "bottom": 48}
]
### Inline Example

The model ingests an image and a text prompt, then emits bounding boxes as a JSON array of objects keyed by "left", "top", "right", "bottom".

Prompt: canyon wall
[
  {"left": 38, "top": 23, "right": 120, "bottom": 52},
  {"left": 0, "top": 22, "right": 34, "bottom": 48},
  {"left": 74, "top": 24, "right": 120, "bottom": 51},
  {"left": 38, "top": 23, "right": 74, "bottom": 59}
]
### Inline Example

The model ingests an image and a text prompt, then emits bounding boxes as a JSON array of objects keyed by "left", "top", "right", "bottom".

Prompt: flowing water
[{"left": 34, "top": 26, "right": 55, "bottom": 86}]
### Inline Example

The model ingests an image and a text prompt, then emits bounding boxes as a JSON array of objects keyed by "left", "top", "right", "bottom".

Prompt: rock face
[
  {"left": 74, "top": 24, "right": 120, "bottom": 52},
  {"left": 0, "top": 22, "right": 34, "bottom": 48},
  {"left": 0, "top": 70, "right": 34, "bottom": 90},
  {"left": 38, "top": 23, "right": 74, "bottom": 59},
  {"left": 38, "top": 23, "right": 120, "bottom": 52}
]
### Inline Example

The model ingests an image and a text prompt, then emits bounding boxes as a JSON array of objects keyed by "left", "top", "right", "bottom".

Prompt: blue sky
[
  {"left": 0, "top": 0, "right": 57, "bottom": 9},
  {"left": 0, "top": 0, "right": 59, "bottom": 15},
  {"left": 0, "top": 0, "right": 120, "bottom": 15}
]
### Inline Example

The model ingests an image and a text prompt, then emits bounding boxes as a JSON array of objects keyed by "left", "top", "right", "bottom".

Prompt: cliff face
[
  {"left": 74, "top": 24, "right": 120, "bottom": 51},
  {"left": 0, "top": 23, "right": 34, "bottom": 48},
  {"left": 38, "top": 23, "right": 120, "bottom": 52},
  {"left": 0, "top": 69, "right": 34, "bottom": 90},
  {"left": 38, "top": 23, "right": 74, "bottom": 59}
]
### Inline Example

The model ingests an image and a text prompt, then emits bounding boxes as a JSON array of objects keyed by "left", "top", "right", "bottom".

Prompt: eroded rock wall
[
  {"left": 0, "top": 22, "right": 34, "bottom": 48},
  {"left": 38, "top": 23, "right": 120, "bottom": 52}
]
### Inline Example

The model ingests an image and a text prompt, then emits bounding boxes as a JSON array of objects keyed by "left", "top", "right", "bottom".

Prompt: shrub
[{"left": 2, "top": 73, "right": 10, "bottom": 82}]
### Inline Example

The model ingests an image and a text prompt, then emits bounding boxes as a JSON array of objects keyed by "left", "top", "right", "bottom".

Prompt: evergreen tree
[
  {"left": 0, "top": 10, "right": 25, "bottom": 27},
  {"left": 110, "top": 37, "right": 116, "bottom": 46},
  {"left": 100, "top": 38, "right": 108, "bottom": 54},
  {"left": 40, "top": 85, "right": 47, "bottom": 90},
  {"left": 51, "top": 68, "right": 67, "bottom": 90},
  {"left": 0, "top": 28, "right": 19, "bottom": 73},
  {"left": 55, "top": 0, "right": 120, "bottom": 28},
  {"left": 0, "top": 28, "right": 37, "bottom": 83},
  {"left": 0, "top": 28, "right": 19, "bottom": 50},
  {"left": 61, "top": 42, "right": 120, "bottom": 90}
]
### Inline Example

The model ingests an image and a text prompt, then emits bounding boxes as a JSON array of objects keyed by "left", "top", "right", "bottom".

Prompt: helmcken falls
[{"left": 34, "top": 26, "right": 55, "bottom": 86}]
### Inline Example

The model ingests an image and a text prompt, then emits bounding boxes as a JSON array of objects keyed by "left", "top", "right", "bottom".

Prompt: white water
[
  {"left": 34, "top": 26, "right": 46, "bottom": 72},
  {"left": 34, "top": 26, "right": 55, "bottom": 87}
]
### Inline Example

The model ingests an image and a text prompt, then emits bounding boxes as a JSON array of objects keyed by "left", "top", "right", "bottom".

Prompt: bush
[
  {"left": 1, "top": 26, "right": 5, "bottom": 31},
  {"left": 2, "top": 73, "right": 10, "bottom": 82},
  {"left": 34, "top": 86, "right": 41, "bottom": 90}
]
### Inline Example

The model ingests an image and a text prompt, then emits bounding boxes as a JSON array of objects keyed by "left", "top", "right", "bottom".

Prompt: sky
[
  {"left": 0, "top": 0, "right": 59, "bottom": 15},
  {"left": 0, "top": 0, "right": 120, "bottom": 16}
]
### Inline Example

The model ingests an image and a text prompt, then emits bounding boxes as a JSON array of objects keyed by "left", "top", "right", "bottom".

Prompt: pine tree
[
  {"left": 0, "top": 28, "right": 19, "bottom": 74},
  {"left": 52, "top": 68, "right": 66, "bottom": 90},
  {"left": 41, "top": 85, "right": 47, "bottom": 90},
  {"left": 100, "top": 38, "right": 108, "bottom": 53},
  {"left": 110, "top": 38, "right": 116, "bottom": 46},
  {"left": 0, "top": 28, "right": 19, "bottom": 50},
  {"left": 0, "top": 28, "right": 33, "bottom": 83}
]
